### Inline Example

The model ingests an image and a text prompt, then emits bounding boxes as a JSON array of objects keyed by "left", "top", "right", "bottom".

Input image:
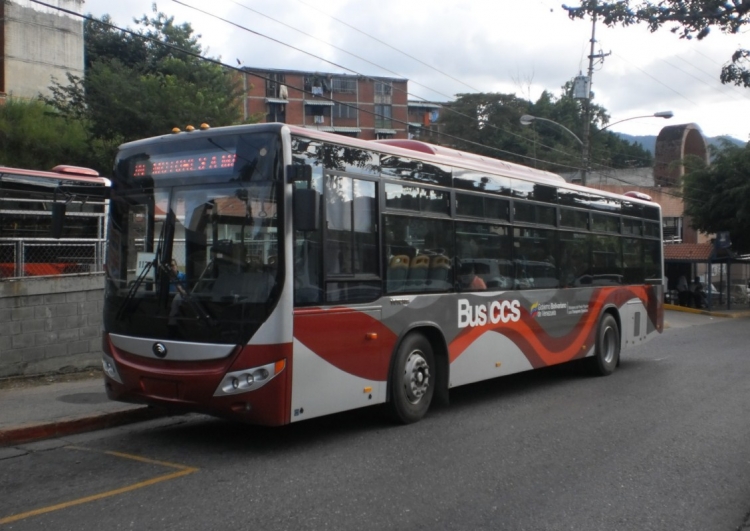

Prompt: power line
[
  {"left": 176, "top": 0, "right": 590, "bottom": 166},
  {"left": 29, "top": 0, "right": 692, "bottom": 194},
  {"left": 612, "top": 52, "right": 701, "bottom": 107},
  {"left": 293, "top": 0, "right": 483, "bottom": 95}
]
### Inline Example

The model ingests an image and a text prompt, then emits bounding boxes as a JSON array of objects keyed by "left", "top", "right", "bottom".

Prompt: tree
[
  {"left": 45, "top": 10, "right": 244, "bottom": 145},
  {"left": 682, "top": 141, "right": 750, "bottom": 254},
  {"left": 0, "top": 99, "right": 92, "bottom": 171},
  {"left": 439, "top": 82, "right": 652, "bottom": 174},
  {"left": 563, "top": 1, "right": 750, "bottom": 87}
]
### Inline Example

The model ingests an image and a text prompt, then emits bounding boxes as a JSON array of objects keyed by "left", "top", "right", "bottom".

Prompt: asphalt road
[{"left": 2, "top": 312, "right": 750, "bottom": 531}]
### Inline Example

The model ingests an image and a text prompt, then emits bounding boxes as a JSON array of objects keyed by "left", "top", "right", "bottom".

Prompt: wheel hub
[{"left": 404, "top": 351, "right": 430, "bottom": 404}]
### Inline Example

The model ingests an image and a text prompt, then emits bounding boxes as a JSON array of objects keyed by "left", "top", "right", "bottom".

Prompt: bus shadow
[{"left": 132, "top": 361, "right": 604, "bottom": 455}]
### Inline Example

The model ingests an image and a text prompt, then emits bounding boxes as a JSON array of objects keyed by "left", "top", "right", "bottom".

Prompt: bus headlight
[
  {"left": 102, "top": 353, "right": 122, "bottom": 384},
  {"left": 214, "top": 359, "right": 286, "bottom": 396}
]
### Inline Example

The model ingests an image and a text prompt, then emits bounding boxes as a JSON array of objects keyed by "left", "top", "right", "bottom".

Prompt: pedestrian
[
  {"left": 690, "top": 276, "right": 705, "bottom": 308},
  {"left": 677, "top": 275, "right": 689, "bottom": 306}
]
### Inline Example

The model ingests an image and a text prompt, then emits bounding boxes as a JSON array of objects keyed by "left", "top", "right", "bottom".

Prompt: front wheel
[
  {"left": 387, "top": 333, "right": 435, "bottom": 424},
  {"left": 588, "top": 313, "right": 620, "bottom": 376}
]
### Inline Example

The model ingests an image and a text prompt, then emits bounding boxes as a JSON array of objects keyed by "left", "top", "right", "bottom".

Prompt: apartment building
[
  {"left": 242, "top": 68, "right": 408, "bottom": 140},
  {"left": 407, "top": 101, "right": 443, "bottom": 143},
  {"left": 0, "top": 0, "right": 84, "bottom": 99}
]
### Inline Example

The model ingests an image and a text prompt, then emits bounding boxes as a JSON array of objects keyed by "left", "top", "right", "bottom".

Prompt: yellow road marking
[{"left": 0, "top": 446, "right": 198, "bottom": 526}]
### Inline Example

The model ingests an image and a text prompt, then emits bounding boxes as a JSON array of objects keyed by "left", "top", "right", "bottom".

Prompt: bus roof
[
  {"left": 116, "top": 123, "right": 659, "bottom": 211},
  {"left": 0, "top": 165, "right": 110, "bottom": 187}
]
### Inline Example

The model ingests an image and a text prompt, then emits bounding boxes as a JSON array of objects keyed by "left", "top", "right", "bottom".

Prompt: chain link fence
[{"left": 0, "top": 239, "right": 106, "bottom": 279}]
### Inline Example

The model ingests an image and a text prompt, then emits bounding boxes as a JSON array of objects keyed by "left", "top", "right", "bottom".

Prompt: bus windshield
[{"left": 103, "top": 131, "right": 283, "bottom": 345}]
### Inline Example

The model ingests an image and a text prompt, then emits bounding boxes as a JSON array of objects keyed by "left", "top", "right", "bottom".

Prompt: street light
[
  {"left": 600, "top": 110, "right": 673, "bottom": 132},
  {"left": 520, "top": 114, "right": 585, "bottom": 182},
  {"left": 519, "top": 115, "right": 583, "bottom": 145},
  {"left": 520, "top": 111, "right": 674, "bottom": 185}
]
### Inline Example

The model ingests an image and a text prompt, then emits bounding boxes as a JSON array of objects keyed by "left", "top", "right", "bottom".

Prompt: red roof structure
[{"left": 663, "top": 243, "right": 714, "bottom": 262}]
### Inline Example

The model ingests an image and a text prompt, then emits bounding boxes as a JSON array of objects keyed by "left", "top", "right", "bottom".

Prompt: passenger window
[
  {"left": 324, "top": 176, "right": 378, "bottom": 303},
  {"left": 456, "top": 222, "right": 512, "bottom": 291},
  {"left": 384, "top": 216, "right": 454, "bottom": 293},
  {"left": 559, "top": 231, "right": 590, "bottom": 288},
  {"left": 514, "top": 227, "right": 558, "bottom": 290}
]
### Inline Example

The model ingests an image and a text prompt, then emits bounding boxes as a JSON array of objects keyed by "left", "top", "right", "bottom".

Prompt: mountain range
[{"left": 615, "top": 133, "right": 746, "bottom": 154}]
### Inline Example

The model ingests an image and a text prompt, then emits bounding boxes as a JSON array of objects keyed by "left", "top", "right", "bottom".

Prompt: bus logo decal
[
  {"left": 530, "top": 302, "right": 540, "bottom": 318},
  {"left": 458, "top": 298, "right": 521, "bottom": 329},
  {"left": 152, "top": 342, "right": 168, "bottom": 358}
]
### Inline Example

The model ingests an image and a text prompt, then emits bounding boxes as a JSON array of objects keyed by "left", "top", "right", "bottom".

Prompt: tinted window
[
  {"left": 560, "top": 208, "right": 588, "bottom": 229},
  {"left": 456, "top": 222, "right": 512, "bottom": 291},
  {"left": 385, "top": 183, "right": 449, "bottom": 214},
  {"left": 514, "top": 201, "right": 556, "bottom": 226},
  {"left": 384, "top": 216, "right": 454, "bottom": 293},
  {"left": 644, "top": 221, "right": 660, "bottom": 239},
  {"left": 514, "top": 227, "right": 558, "bottom": 290},
  {"left": 456, "top": 193, "right": 509, "bottom": 221},
  {"left": 591, "top": 213, "right": 620, "bottom": 233},
  {"left": 622, "top": 237, "right": 644, "bottom": 284},
  {"left": 559, "top": 231, "right": 590, "bottom": 288},
  {"left": 453, "top": 169, "right": 512, "bottom": 196},
  {"left": 381, "top": 156, "right": 451, "bottom": 186}
]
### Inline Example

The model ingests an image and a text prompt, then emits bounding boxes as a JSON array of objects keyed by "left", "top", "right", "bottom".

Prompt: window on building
[
  {"left": 663, "top": 217, "right": 682, "bottom": 242},
  {"left": 375, "top": 104, "right": 392, "bottom": 129},
  {"left": 331, "top": 78, "right": 357, "bottom": 94},
  {"left": 305, "top": 106, "right": 329, "bottom": 118},
  {"left": 375, "top": 82, "right": 392, "bottom": 96},
  {"left": 265, "top": 73, "right": 286, "bottom": 98},
  {"left": 266, "top": 103, "right": 286, "bottom": 123},
  {"left": 333, "top": 102, "right": 357, "bottom": 119}
]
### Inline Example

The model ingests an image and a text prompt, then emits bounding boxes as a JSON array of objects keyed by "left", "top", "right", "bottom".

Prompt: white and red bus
[
  {"left": 0, "top": 165, "right": 109, "bottom": 278},
  {"left": 102, "top": 123, "right": 663, "bottom": 425}
]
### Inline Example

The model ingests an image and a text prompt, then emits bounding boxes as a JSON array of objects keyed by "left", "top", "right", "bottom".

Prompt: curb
[
  {"left": 0, "top": 407, "right": 164, "bottom": 447},
  {"left": 664, "top": 303, "right": 750, "bottom": 318}
]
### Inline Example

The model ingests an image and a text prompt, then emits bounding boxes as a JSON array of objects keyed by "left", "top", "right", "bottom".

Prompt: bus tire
[
  {"left": 387, "top": 333, "right": 435, "bottom": 424},
  {"left": 589, "top": 313, "right": 620, "bottom": 376}
]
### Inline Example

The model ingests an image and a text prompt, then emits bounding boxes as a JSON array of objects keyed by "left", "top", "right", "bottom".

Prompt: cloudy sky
[{"left": 79, "top": 0, "right": 749, "bottom": 142}]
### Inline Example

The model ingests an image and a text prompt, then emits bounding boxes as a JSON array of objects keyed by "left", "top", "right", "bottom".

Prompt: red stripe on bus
[
  {"left": 449, "top": 288, "right": 651, "bottom": 368},
  {"left": 294, "top": 308, "right": 398, "bottom": 380}
]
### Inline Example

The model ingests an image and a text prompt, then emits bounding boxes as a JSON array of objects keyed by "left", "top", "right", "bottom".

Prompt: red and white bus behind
[{"left": 102, "top": 123, "right": 663, "bottom": 425}]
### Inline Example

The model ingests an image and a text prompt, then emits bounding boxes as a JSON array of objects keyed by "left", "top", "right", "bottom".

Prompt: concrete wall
[
  {"left": 0, "top": 274, "right": 103, "bottom": 378},
  {"left": 3, "top": 0, "right": 84, "bottom": 98}
]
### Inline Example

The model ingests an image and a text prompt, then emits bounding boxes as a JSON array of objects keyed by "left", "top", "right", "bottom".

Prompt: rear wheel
[
  {"left": 589, "top": 313, "right": 620, "bottom": 376},
  {"left": 387, "top": 333, "right": 435, "bottom": 424}
]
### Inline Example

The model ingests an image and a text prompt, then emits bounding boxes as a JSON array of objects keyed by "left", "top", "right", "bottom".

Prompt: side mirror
[
  {"left": 293, "top": 188, "right": 320, "bottom": 232},
  {"left": 50, "top": 202, "right": 66, "bottom": 239}
]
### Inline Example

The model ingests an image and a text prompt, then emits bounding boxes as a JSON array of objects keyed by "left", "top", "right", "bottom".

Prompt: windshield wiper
[{"left": 115, "top": 207, "right": 172, "bottom": 321}]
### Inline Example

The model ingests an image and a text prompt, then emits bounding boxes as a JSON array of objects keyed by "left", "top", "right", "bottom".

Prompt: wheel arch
[{"left": 600, "top": 304, "right": 622, "bottom": 348}]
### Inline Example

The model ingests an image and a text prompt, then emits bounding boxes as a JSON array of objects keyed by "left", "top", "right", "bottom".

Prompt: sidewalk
[{"left": 0, "top": 371, "right": 163, "bottom": 447}]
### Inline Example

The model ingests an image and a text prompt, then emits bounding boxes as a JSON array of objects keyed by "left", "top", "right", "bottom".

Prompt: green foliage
[
  {"left": 683, "top": 141, "right": 750, "bottom": 253},
  {"left": 0, "top": 99, "right": 92, "bottom": 171},
  {"left": 439, "top": 84, "right": 652, "bottom": 174},
  {"left": 564, "top": 1, "right": 750, "bottom": 88},
  {"left": 45, "top": 10, "right": 243, "bottom": 143}
]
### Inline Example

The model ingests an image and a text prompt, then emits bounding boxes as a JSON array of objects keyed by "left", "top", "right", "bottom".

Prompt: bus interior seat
[
  {"left": 428, "top": 255, "right": 451, "bottom": 290},
  {"left": 387, "top": 255, "right": 410, "bottom": 291},
  {"left": 408, "top": 255, "right": 430, "bottom": 287}
]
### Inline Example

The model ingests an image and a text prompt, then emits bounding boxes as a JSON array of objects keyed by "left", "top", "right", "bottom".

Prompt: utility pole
[{"left": 580, "top": 0, "right": 609, "bottom": 186}]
